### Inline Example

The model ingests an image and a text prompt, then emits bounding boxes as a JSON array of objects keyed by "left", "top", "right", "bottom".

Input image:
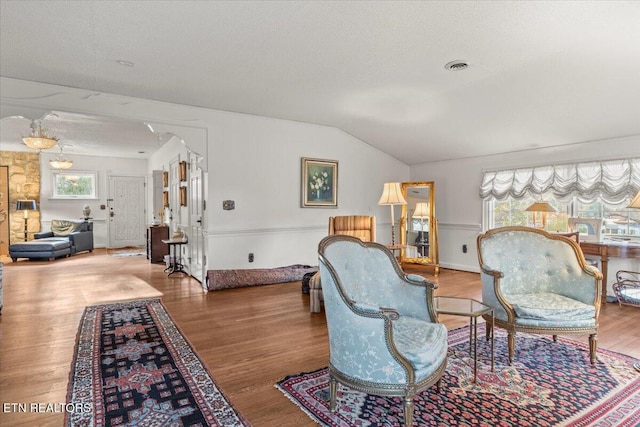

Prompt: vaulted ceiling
[{"left": 1, "top": 1, "right": 639, "bottom": 164}]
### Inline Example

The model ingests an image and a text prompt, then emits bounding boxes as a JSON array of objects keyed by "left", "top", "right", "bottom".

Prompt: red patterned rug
[
  {"left": 277, "top": 327, "right": 640, "bottom": 426},
  {"left": 206, "top": 264, "right": 317, "bottom": 291},
  {"left": 66, "top": 298, "right": 251, "bottom": 426}
]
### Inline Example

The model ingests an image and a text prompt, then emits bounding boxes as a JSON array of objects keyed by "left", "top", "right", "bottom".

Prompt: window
[
  {"left": 52, "top": 171, "right": 97, "bottom": 199},
  {"left": 576, "top": 200, "right": 640, "bottom": 237},
  {"left": 481, "top": 158, "right": 640, "bottom": 238},
  {"left": 485, "top": 195, "right": 639, "bottom": 238},
  {"left": 487, "top": 196, "right": 570, "bottom": 231}
]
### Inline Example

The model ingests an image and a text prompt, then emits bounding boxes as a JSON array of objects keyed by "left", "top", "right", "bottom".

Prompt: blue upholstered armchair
[
  {"left": 477, "top": 226, "right": 602, "bottom": 364},
  {"left": 318, "top": 235, "right": 447, "bottom": 427}
]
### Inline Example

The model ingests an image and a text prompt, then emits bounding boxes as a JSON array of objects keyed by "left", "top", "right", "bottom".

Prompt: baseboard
[{"left": 440, "top": 262, "right": 480, "bottom": 273}]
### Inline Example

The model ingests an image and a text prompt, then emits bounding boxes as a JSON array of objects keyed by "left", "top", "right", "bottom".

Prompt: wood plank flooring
[{"left": 1, "top": 251, "right": 638, "bottom": 426}]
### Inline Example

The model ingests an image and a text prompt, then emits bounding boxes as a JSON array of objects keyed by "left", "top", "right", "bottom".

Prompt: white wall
[
  {"left": 39, "top": 152, "right": 147, "bottom": 248},
  {"left": 410, "top": 135, "right": 640, "bottom": 273},
  {"left": 2, "top": 78, "right": 409, "bottom": 273},
  {"left": 206, "top": 114, "right": 408, "bottom": 269}
]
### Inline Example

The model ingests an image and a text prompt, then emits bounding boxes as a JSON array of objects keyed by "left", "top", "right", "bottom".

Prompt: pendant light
[
  {"left": 22, "top": 120, "right": 58, "bottom": 150},
  {"left": 49, "top": 145, "right": 73, "bottom": 169}
]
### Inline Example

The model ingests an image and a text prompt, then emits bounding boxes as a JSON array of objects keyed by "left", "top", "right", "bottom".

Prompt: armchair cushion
[
  {"left": 508, "top": 292, "right": 596, "bottom": 321},
  {"left": 393, "top": 317, "right": 447, "bottom": 379}
]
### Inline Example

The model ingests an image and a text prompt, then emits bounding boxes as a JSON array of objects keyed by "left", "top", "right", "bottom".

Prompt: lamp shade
[
  {"left": 525, "top": 201, "right": 558, "bottom": 213},
  {"left": 17, "top": 200, "right": 37, "bottom": 211},
  {"left": 629, "top": 191, "right": 640, "bottom": 209},
  {"left": 413, "top": 202, "right": 430, "bottom": 219},
  {"left": 378, "top": 182, "right": 407, "bottom": 205}
]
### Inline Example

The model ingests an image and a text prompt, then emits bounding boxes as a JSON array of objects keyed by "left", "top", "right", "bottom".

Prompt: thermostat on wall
[{"left": 223, "top": 200, "right": 235, "bottom": 210}]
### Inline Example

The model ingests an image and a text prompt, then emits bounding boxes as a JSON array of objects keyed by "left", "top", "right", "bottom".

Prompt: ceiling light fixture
[
  {"left": 444, "top": 60, "right": 469, "bottom": 71},
  {"left": 49, "top": 145, "right": 73, "bottom": 170},
  {"left": 23, "top": 120, "right": 58, "bottom": 150}
]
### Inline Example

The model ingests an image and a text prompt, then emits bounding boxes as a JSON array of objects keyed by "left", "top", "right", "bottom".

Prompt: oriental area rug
[
  {"left": 277, "top": 327, "right": 640, "bottom": 427},
  {"left": 66, "top": 298, "right": 251, "bottom": 427},
  {"left": 206, "top": 264, "right": 317, "bottom": 291}
]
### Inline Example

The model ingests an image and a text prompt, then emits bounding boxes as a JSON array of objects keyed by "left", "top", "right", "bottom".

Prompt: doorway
[
  {"left": 108, "top": 175, "right": 146, "bottom": 248},
  {"left": 188, "top": 153, "right": 204, "bottom": 282}
]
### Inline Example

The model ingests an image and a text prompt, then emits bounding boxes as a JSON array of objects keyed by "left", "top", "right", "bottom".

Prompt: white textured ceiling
[{"left": 1, "top": 1, "right": 639, "bottom": 163}]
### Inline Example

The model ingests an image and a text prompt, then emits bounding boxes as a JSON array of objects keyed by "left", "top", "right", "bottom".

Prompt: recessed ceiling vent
[{"left": 444, "top": 60, "right": 469, "bottom": 71}]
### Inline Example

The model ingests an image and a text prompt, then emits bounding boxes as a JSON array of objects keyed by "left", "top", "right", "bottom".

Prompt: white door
[
  {"left": 188, "top": 153, "right": 204, "bottom": 282},
  {"left": 108, "top": 176, "right": 146, "bottom": 248}
]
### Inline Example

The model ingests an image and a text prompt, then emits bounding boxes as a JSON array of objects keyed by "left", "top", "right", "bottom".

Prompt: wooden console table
[{"left": 579, "top": 241, "right": 640, "bottom": 300}]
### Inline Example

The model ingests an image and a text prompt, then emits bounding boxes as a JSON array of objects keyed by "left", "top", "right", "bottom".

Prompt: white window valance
[{"left": 480, "top": 158, "right": 640, "bottom": 204}]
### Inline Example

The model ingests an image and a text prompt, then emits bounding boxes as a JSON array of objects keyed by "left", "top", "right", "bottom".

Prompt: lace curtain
[{"left": 480, "top": 158, "right": 640, "bottom": 204}]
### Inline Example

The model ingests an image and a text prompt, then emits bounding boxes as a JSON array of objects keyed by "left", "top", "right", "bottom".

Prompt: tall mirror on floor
[{"left": 399, "top": 182, "right": 439, "bottom": 275}]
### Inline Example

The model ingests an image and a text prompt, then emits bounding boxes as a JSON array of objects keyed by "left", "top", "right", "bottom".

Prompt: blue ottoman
[{"left": 9, "top": 239, "right": 72, "bottom": 261}]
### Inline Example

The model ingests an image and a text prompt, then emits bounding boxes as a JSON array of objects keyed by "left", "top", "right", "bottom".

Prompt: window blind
[{"left": 479, "top": 158, "right": 640, "bottom": 204}]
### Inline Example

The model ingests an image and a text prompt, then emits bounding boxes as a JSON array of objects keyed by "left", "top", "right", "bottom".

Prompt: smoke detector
[{"left": 444, "top": 60, "right": 469, "bottom": 71}]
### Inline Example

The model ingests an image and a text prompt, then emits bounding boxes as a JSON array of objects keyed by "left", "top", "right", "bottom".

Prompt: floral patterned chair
[
  {"left": 310, "top": 215, "right": 376, "bottom": 312},
  {"left": 477, "top": 226, "right": 603, "bottom": 364},
  {"left": 318, "top": 235, "right": 447, "bottom": 427}
]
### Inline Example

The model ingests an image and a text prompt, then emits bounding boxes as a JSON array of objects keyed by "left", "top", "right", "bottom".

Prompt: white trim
[
  {"left": 206, "top": 225, "right": 325, "bottom": 237},
  {"left": 437, "top": 222, "right": 482, "bottom": 231}
]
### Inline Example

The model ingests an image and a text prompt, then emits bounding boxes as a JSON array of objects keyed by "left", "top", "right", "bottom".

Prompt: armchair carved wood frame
[
  {"left": 318, "top": 235, "right": 448, "bottom": 427},
  {"left": 477, "top": 226, "right": 603, "bottom": 365}
]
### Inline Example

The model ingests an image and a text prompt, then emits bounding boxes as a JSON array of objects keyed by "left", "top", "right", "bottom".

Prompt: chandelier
[
  {"left": 49, "top": 145, "right": 73, "bottom": 170},
  {"left": 23, "top": 120, "right": 58, "bottom": 150}
]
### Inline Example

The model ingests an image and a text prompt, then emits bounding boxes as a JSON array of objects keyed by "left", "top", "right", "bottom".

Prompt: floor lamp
[
  {"left": 378, "top": 182, "right": 406, "bottom": 245},
  {"left": 17, "top": 200, "right": 37, "bottom": 241}
]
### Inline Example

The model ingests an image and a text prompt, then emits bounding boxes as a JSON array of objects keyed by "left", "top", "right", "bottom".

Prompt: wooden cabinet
[{"left": 147, "top": 226, "right": 169, "bottom": 263}]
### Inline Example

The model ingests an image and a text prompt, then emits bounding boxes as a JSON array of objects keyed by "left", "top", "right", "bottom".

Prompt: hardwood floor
[{"left": 1, "top": 251, "right": 638, "bottom": 426}]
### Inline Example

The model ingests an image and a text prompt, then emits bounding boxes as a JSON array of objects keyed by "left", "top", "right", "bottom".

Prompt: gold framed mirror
[{"left": 399, "top": 181, "right": 439, "bottom": 274}]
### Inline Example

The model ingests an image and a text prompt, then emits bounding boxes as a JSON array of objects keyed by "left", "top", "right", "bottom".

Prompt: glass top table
[{"left": 435, "top": 296, "right": 494, "bottom": 382}]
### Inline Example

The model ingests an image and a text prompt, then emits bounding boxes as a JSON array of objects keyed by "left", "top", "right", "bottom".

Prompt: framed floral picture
[{"left": 301, "top": 157, "right": 338, "bottom": 208}]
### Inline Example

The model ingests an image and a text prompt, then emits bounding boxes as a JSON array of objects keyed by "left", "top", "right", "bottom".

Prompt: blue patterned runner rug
[
  {"left": 277, "top": 327, "right": 640, "bottom": 426},
  {"left": 66, "top": 298, "right": 251, "bottom": 427}
]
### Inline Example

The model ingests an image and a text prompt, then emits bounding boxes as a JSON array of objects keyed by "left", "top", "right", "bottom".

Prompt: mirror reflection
[{"left": 400, "top": 182, "right": 439, "bottom": 274}]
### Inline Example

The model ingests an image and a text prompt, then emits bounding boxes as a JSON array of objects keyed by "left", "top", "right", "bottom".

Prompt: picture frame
[
  {"left": 301, "top": 157, "right": 338, "bottom": 208},
  {"left": 163, "top": 191, "right": 169, "bottom": 207},
  {"left": 180, "top": 187, "right": 187, "bottom": 207},
  {"left": 179, "top": 161, "right": 187, "bottom": 182},
  {"left": 163, "top": 171, "right": 169, "bottom": 188}
]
